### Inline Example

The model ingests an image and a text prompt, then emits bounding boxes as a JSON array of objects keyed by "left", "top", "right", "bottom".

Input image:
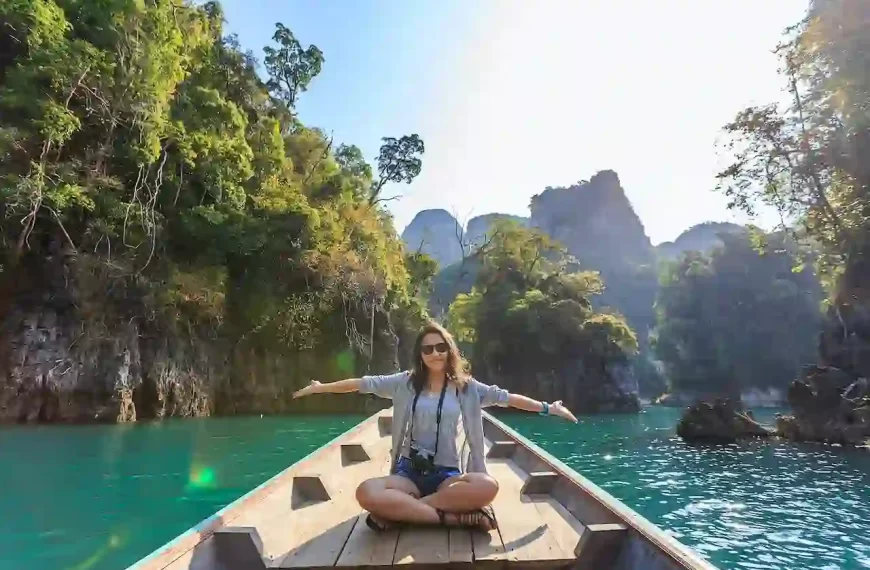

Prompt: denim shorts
[{"left": 395, "top": 456, "right": 461, "bottom": 497}]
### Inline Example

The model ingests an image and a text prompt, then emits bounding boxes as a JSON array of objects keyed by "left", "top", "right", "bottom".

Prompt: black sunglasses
[{"left": 421, "top": 342, "right": 448, "bottom": 355}]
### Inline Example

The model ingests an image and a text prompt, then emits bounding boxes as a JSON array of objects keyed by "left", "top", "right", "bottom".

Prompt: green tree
[
  {"left": 369, "top": 134, "right": 425, "bottom": 205},
  {"left": 447, "top": 220, "right": 640, "bottom": 413},
  {"left": 335, "top": 143, "right": 374, "bottom": 200},
  {"left": 263, "top": 23, "right": 324, "bottom": 110},
  {"left": 0, "top": 1, "right": 430, "bottom": 420},
  {"left": 715, "top": 0, "right": 870, "bottom": 300},
  {"left": 713, "top": 0, "right": 870, "bottom": 386},
  {"left": 653, "top": 230, "right": 823, "bottom": 397}
]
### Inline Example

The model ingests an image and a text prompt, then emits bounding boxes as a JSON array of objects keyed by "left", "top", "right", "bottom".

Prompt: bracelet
[{"left": 539, "top": 401, "right": 550, "bottom": 416}]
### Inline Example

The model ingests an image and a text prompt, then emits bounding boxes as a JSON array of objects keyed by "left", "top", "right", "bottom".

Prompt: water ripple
[{"left": 503, "top": 407, "right": 870, "bottom": 570}]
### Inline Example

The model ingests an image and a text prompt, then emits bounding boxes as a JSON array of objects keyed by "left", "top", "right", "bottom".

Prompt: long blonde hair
[{"left": 409, "top": 321, "right": 470, "bottom": 393}]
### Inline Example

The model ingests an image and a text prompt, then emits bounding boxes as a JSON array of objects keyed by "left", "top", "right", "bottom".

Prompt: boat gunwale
[
  {"left": 482, "top": 410, "right": 720, "bottom": 570},
  {"left": 124, "top": 409, "right": 386, "bottom": 570},
  {"left": 127, "top": 407, "right": 720, "bottom": 570}
]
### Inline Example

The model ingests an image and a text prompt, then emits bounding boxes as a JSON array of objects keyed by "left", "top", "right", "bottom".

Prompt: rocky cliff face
[
  {"left": 0, "top": 256, "right": 216, "bottom": 423},
  {"left": 529, "top": 171, "right": 658, "bottom": 345},
  {"left": 530, "top": 170, "right": 655, "bottom": 270},
  {"left": 411, "top": 171, "right": 659, "bottom": 329},
  {"left": 656, "top": 222, "right": 745, "bottom": 261},
  {"left": 1, "top": 309, "right": 218, "bottom": 423},
  {"left": 0, "top": 255, "right": 399, "bottom": 424},
  {"left": 400, "top": 209, "right": 464, "bottom": 268}
]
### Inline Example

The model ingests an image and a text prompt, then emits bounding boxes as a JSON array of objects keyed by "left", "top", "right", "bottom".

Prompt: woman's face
[{"left": 420, "top": 332, "right": 449, "bottom": 373}]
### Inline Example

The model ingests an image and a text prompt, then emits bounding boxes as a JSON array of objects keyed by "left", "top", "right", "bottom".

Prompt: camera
[{"left": 409, "top": 446, "right": 435, "bottom": 473}]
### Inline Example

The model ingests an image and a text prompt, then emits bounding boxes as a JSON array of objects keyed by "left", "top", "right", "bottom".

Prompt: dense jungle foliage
[
  {"left": 0, "top": 0, "right": 438, "bottom": 416},
  {"left": 653, "top": 230, "right": 823, "bottom": 397},
  {"left": 653, "top": 0, "right": 870, "bottom": 399},
  {"left": 0, "top": 0, "right": 642, "bottom": 418}
]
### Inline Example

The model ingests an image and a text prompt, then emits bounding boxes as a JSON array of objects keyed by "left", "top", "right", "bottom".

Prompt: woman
[{"left": 292, "top": 321, "right": 577, "bottom": 533}]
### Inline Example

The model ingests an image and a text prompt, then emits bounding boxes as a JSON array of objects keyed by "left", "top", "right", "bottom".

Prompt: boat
[{"left": 127, "top": 408, "right": 719, "bottom": 569}]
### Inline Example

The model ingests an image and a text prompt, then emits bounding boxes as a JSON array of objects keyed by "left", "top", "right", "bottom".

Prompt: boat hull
[{"left": 126, "top": 408, "right": 719, "bottom": 570}]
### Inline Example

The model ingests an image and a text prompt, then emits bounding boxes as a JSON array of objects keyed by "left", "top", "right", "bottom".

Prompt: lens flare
[
  {"left": 68, "top": 530, "right": 127, "bottom": 570},
  {"left": 186, "top": 465, "right": 217, "bottom": 491},
  {"left": 336, "top": 349, "right": 355, "bottom": 374}
]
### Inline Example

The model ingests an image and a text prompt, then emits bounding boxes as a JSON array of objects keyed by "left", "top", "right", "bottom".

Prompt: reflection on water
[{"left": 503, "top": 407, "right": 870, "bottom": 570}]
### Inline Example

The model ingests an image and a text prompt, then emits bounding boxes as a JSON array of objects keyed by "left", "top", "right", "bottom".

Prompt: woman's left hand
[{"left": 549, "top": 400, "right": 578, "bottom": 423}]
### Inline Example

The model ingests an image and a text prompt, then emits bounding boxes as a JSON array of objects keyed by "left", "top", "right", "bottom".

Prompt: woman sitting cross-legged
[{"left": 292, "top": 321, "right": 578, "bottom": 533}]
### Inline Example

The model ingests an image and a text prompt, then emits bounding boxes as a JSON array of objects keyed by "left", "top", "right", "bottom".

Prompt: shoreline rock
[
  {"left": 676, "top": 399, "right": 775, "bottom": 443},
  {"left": 774, "top": 365, "right": 870, "bottom": 445},
  {"left": 675, "top": 365, "right": 870, "bottom": 449}
]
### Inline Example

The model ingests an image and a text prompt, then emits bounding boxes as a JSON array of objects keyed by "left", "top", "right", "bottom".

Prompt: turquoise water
[
  {"left": 0, "top": 415, "right": 366, "bottom": 570},
  {"left": 508, "top": 407, "right": 870, "bottom": 570},
  {"left": 2, "top": 407, "right": 869, "bottom": 570}
]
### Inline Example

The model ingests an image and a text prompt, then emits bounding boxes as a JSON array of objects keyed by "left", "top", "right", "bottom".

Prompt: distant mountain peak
[
  {"left": 656, "top": 222, "right": 746, "bottom": 260},
  {"left": 530, "top": 170, "right": 654, "bottom": 267},
  {"left": 400, "top": 209, "right": 464, "bottom": 267}
]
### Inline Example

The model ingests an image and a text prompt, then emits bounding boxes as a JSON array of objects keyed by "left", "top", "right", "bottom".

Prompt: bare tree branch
[
  {"left": 369, "top": 194, "right": 402, "bottom": 206},
  {"left": 302, "top": 133, "right": 333, "bottom": 188},
  {"left": 45, "top": 206, "right": 77, "bottom": 254}
]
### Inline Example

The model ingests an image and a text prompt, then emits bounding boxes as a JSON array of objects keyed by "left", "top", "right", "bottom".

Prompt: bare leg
[
  {"left": 356, "top": 474, "right": 499, "bottom": 532},
  {"left": 356, "top": 475, "right": 441, "bottom": 526},
  {"left": 421, "top": 473, "right": 499, "bottom": 531},
  {"left": 421, "top": 473, "right": 499, "bottom": 512}
]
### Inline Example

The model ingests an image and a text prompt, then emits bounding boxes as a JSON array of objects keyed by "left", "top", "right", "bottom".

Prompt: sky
[{"left": 218, "top": 0, "right": 810, "bottom": 245}]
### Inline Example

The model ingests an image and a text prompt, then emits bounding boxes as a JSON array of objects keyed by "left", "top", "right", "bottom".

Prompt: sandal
[
  {"left": 366, "top": 513, "right": 392, "bottom": 532},
  {"left": 454, "top": 506, "right": 498, "bottom": 532},
  {"left": 477, "top": 505, "right": 498, "bottom": 530}
]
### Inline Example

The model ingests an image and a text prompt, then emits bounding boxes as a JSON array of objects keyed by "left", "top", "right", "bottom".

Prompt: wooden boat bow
[{"left": 126, "top": 407, "right": 720, "bottom": 570}]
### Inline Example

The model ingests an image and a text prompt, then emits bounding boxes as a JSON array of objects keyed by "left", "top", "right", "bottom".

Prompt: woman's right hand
[{"left": 292, "top": 380, "right": 322, "bottom": 399}]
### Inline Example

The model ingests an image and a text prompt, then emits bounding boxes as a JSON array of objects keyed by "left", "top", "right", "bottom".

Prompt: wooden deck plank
[
  {"left": 528, "top": 495, "right": 586, "bottom": 558},
  {"left": 392, "top": 527, "right": 450, "bottom": 566},
  {"left": 273, "top": 510, "right": 360, "bottom": 568},
  {"left": 448, "top": 528, "right": 474, "bottom": 564},
  {"left": 471, "top": 522, "right": 507, "bottom": 566},
  {"left": 131, "top": 412, "right": 391, "bottom": 570},
  {"left": 222, "top": 442, "right": 379, "bottom": 564},
  {"left": 265, "top": 499, "right": 357, "bottom": 568},
  {"left": 273, "top": 426, "right": 394, "bottom": 568},
  {"left": 334, "top": 512, "right": 399, "bottom": 567},
  {"left": 471, "top": 439, "right": 507, "bottom": 566},
  {"left": 485, "top": 460, "right": 574, "bottom": 566}
]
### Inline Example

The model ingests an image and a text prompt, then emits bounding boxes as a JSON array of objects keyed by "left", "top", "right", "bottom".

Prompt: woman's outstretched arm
[
  {"left": 507, "top": 393, "right": 579, "bottom": 423},
  {"left": 293, "top": 378, "right": 362, "bottom": 399},
  {"left": 474, "top": 379, "right": 578, "bottom": 423},
  {"left": 293, "top": 371, "right": 408, "bottom": 400}
]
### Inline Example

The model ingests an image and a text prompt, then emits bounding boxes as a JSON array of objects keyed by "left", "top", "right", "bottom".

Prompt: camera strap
[{"left": 410, "top": 380, "right": 452, "bottom": 462}]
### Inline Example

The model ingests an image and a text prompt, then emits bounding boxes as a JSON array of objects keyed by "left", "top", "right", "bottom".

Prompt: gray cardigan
[{"left": 359, "top": 371, "right": 510, "bottom": 474}]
